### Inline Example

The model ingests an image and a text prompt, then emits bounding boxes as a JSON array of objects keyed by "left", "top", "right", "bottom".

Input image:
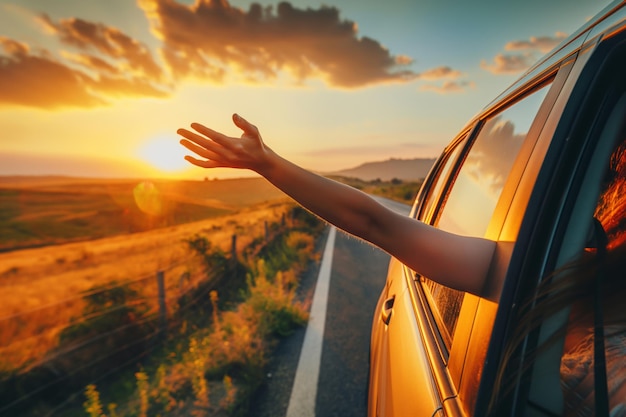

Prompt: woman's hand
[{"left": 178, "top": 113, "right": 271, "bottom": 173}]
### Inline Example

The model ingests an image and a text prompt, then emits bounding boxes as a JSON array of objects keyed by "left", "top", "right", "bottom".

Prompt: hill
[{"left": 327, "top": 158, "right": 435, "bottom": 181}]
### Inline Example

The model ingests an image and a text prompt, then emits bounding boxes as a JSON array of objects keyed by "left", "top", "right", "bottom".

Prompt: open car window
[{"left": 420, "top": 83, "right": 552, "bottom": 350}]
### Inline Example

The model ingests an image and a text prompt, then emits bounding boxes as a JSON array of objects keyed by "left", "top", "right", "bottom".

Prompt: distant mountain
[{"left": 327, "top": 158, "right": 436, "bottom": 181}]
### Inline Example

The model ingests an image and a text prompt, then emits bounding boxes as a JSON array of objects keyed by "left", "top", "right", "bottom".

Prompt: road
[{"left": 251, "top": 197, "right": 411, "bottom": 417}]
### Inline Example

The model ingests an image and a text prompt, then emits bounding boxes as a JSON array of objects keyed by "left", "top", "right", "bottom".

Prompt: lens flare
[{"left": 133, "top": 181, "right": 162, "bottom": 216}]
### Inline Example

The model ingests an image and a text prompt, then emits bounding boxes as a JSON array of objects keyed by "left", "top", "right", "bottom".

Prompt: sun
[{"left": 137, "top": 134, "right": 190, "bottom": 173}]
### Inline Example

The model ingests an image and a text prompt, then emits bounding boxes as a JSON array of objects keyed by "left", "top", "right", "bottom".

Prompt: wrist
[{"left": 254, "top": 146, "right": 278, "bottom": 177}]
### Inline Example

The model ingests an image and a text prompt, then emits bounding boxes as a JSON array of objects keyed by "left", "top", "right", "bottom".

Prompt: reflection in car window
[
  {"left": 438, "top": 84, "right": 551, "bottom": 237},
  {"left": 561, "top": 139, "right": 626, "bottom": 415},
  {"left": 423, "top": 83, "right": 552, "bottom": 345}
]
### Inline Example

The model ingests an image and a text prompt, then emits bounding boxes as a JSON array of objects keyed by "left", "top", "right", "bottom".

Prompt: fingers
[
  {"left": 178, "top": 114, "right": 261, "bottom": 170},
  {"left": 184, "top": 155, "right": 222, "bottom": 169},
  {"left": 179, "top": 138, "right": 222, "bottom": 161},
  {"left": 177, "top": 127, "right": 215, "bottom": 150},
  {"left": 179, "top": 123, "right": 231, "bottom": 148}
]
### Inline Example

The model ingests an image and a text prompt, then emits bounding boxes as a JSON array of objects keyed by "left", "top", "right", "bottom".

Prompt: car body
[{"left": 368, "top": 1, "right": 626, "bottom": 416}]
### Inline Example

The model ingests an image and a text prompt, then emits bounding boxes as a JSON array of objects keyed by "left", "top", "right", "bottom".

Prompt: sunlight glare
[
  {"left": 138, "top": 135, "right": 189, "bottom": 172},
  {"left": 133, "top": 181, "right": 163, "bottom": 216}
]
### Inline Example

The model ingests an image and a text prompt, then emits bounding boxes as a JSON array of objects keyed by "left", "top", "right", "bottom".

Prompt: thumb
[{"left": 232, "top": 113, "right": 259, "bottom": 137}]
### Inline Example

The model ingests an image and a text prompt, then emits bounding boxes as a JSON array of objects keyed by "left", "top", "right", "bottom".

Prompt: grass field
[
  {"left": 0, "top": 176, "right": 293, "bottom": 374},
  {"left": 0, "top": 176, "right": 288, "bottom": 252},
  {"left": 0, "top": 174, "right": 419, "bottom": 375},
  {"left": 0, "top": 174, "right": 420, "bottom": 416}
]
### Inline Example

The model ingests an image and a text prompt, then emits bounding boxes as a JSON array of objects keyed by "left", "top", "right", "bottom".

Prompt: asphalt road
[{"left": 250, "top": 197, "right": 410, "bottom": 417}]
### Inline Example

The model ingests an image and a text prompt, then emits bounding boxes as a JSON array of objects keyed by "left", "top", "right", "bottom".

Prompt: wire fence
[{"left": 0, "top": 217, "right": 288, "bottom": 417}]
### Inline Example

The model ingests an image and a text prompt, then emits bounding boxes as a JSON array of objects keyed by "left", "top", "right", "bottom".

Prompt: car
[{"left": 368, "top": 1, "right": 626, "bottom": 416}]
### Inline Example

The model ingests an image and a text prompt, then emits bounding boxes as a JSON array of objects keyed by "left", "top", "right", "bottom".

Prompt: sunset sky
[{"left": 0, "top": 0, "right": 612, "bottom": 179}]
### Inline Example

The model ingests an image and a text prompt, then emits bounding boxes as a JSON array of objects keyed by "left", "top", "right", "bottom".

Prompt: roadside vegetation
[
  {"left": 0, "top": 175, "right": 416, "bottom": 416},
  {"left": 329, "top": 175, "right": 423, "bottom": 204},
  {"left": 76, "top": 207, "right": 323, "bottom": 417}
]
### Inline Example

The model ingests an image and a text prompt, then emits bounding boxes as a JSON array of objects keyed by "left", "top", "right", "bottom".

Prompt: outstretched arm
[{"left": 178, "top": 114, "right": 494, "bottom": 296}]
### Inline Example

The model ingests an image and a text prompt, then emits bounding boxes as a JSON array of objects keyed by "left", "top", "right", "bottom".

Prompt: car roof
[{"left": 471, "top": 0, "right": 625, "bottom": 124}]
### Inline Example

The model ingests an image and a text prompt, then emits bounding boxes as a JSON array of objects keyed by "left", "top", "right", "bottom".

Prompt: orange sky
[{"left": 0, "top": 0, "right": 610, "bottom": 179}]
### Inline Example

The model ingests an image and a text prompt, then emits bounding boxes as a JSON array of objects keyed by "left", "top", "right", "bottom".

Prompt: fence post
[
  {"left": 231, "top": 234, "right": 237, "bottom": 265},
  {"left": 157, "top": 271, "right": 167, "bottom": 336}
]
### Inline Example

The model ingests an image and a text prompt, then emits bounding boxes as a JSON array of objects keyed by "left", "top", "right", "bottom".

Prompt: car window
[
  {"left": 561, "top": 137, "right": 626, "bottom": 416},
  {"left": 418, "top": 135, "right": 468, "bottom": 222},
  {"left": 422, "top": 83, "right": 552, "bottom": 347},
  {"left": 520, "top": 42, "right": 626, "bottom": 416}
]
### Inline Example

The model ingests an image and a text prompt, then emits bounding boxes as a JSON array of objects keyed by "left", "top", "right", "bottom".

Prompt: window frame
[{"left": 413, "top": 131, "right": 474, "bottom": 353}]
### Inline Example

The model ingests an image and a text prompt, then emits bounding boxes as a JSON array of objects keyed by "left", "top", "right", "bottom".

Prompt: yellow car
[{"left": 368, "top": 1, "right": 626, "bottom": 415}]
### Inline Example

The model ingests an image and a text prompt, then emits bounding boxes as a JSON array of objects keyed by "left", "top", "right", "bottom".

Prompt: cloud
[
  {"left": 38, "top": 14, "right": 164, "bottom": 80},
  {"left": 0, "top": 37, "right": 106, "bottom": 109},
  {"left": 1, "top": 0, "right": 426, "bottom": 109},
  {"left": 505, "top": 32, "right": 567, "bottom": 53},
  {"left": 414, "top": 66, "right": 473, "bottom": 94},
  {"left": 482, "top": 32, "right": 568, "bottom": 75},
  {"left": 138, "top": 0, "right": 417, "bottom": 88},
  {"left": 416, "top": 66, "right": 463, "bottom": 81},
  {"left": 420, "top": 80, "right": 475, "bottom": 94},
  {"left": 463, "top": 116, "right": 526, "bottom": 195},
  {"left": 0, "top": 15, "right": 169, "bottom": 109},
  {"left": 480, "top": 53, "right": 535, "bottom": 75},
  {"left": 63, "top": 52, "right": 120, "bottom": 75}
]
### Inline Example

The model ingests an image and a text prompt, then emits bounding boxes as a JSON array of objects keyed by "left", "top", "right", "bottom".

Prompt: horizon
[
  {"left": 0, "top": 155, "right": 438, "bottom": 182},
  {"left": 0, "top": 0, "right": 611, "bottom": 179}
]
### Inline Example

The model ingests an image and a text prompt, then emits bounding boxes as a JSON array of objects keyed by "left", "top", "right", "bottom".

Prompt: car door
[
  {"left": 370, "top": 70, "right": 564, "bottom": 416},
  {"left": 484, "top": 22, "right": 626, "bottom": 416},
  {"left": 369, "top": 133, "right": 470, "bottom": 417}
]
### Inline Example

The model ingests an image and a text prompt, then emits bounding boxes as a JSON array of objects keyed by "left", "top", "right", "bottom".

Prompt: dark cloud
[
  {"left": 138, "top": 0, "right": 416, "bottom": 88},
  {"left": 0, "top": 37, "right": 105, "bottom": 109},
  {"left": 0, "top": 15, "right": 169, "bottom": 109},
  {"left": 482, "top": 32, "right": 567, "bottom": 75},
  {"left": 65, "top": 53, "right": 120, "bottom": 75},
  {"left": 38, "top": 14, "right": 164, "bottom": 80}
]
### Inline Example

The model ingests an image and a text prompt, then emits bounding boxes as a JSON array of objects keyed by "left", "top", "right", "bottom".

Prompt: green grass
[{"left": 0, "top": 177, "right": 287, "bottom": 252}]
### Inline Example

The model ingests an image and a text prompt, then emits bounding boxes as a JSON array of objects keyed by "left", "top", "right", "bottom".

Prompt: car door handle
[{"left": 381, "top": 295, "right": 395, "bottom": 325}]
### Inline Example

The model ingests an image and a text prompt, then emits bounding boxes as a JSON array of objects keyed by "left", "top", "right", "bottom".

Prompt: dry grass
[
  {"left": 107, "top": 244, "right": 315, "bottom": 417},
  {"left": 0, "top": 176, "right": 294, "bottom": 373}
]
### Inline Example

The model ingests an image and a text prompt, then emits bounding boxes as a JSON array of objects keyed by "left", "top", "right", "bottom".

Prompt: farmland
[
  {"left": 0, "top": 176, "right": 288, "bottom": 252},
  {"left": 0, "top": 176, "right": 295, "bottom": 370},
  {"left": 0, "top": 174, "right": 418, "bottom": 416},
  {"left": 0, "top": 175, "right": 325, "bottom": 416}
]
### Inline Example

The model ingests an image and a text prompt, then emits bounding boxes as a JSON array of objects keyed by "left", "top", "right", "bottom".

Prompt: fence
[{"left": 0, "top": 215, "right": 292, "bottom": 417}]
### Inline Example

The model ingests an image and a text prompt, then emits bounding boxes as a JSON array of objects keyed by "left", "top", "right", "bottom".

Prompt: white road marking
[{"left": 286, "top": 226, "right": 337, "bottom": 417}]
